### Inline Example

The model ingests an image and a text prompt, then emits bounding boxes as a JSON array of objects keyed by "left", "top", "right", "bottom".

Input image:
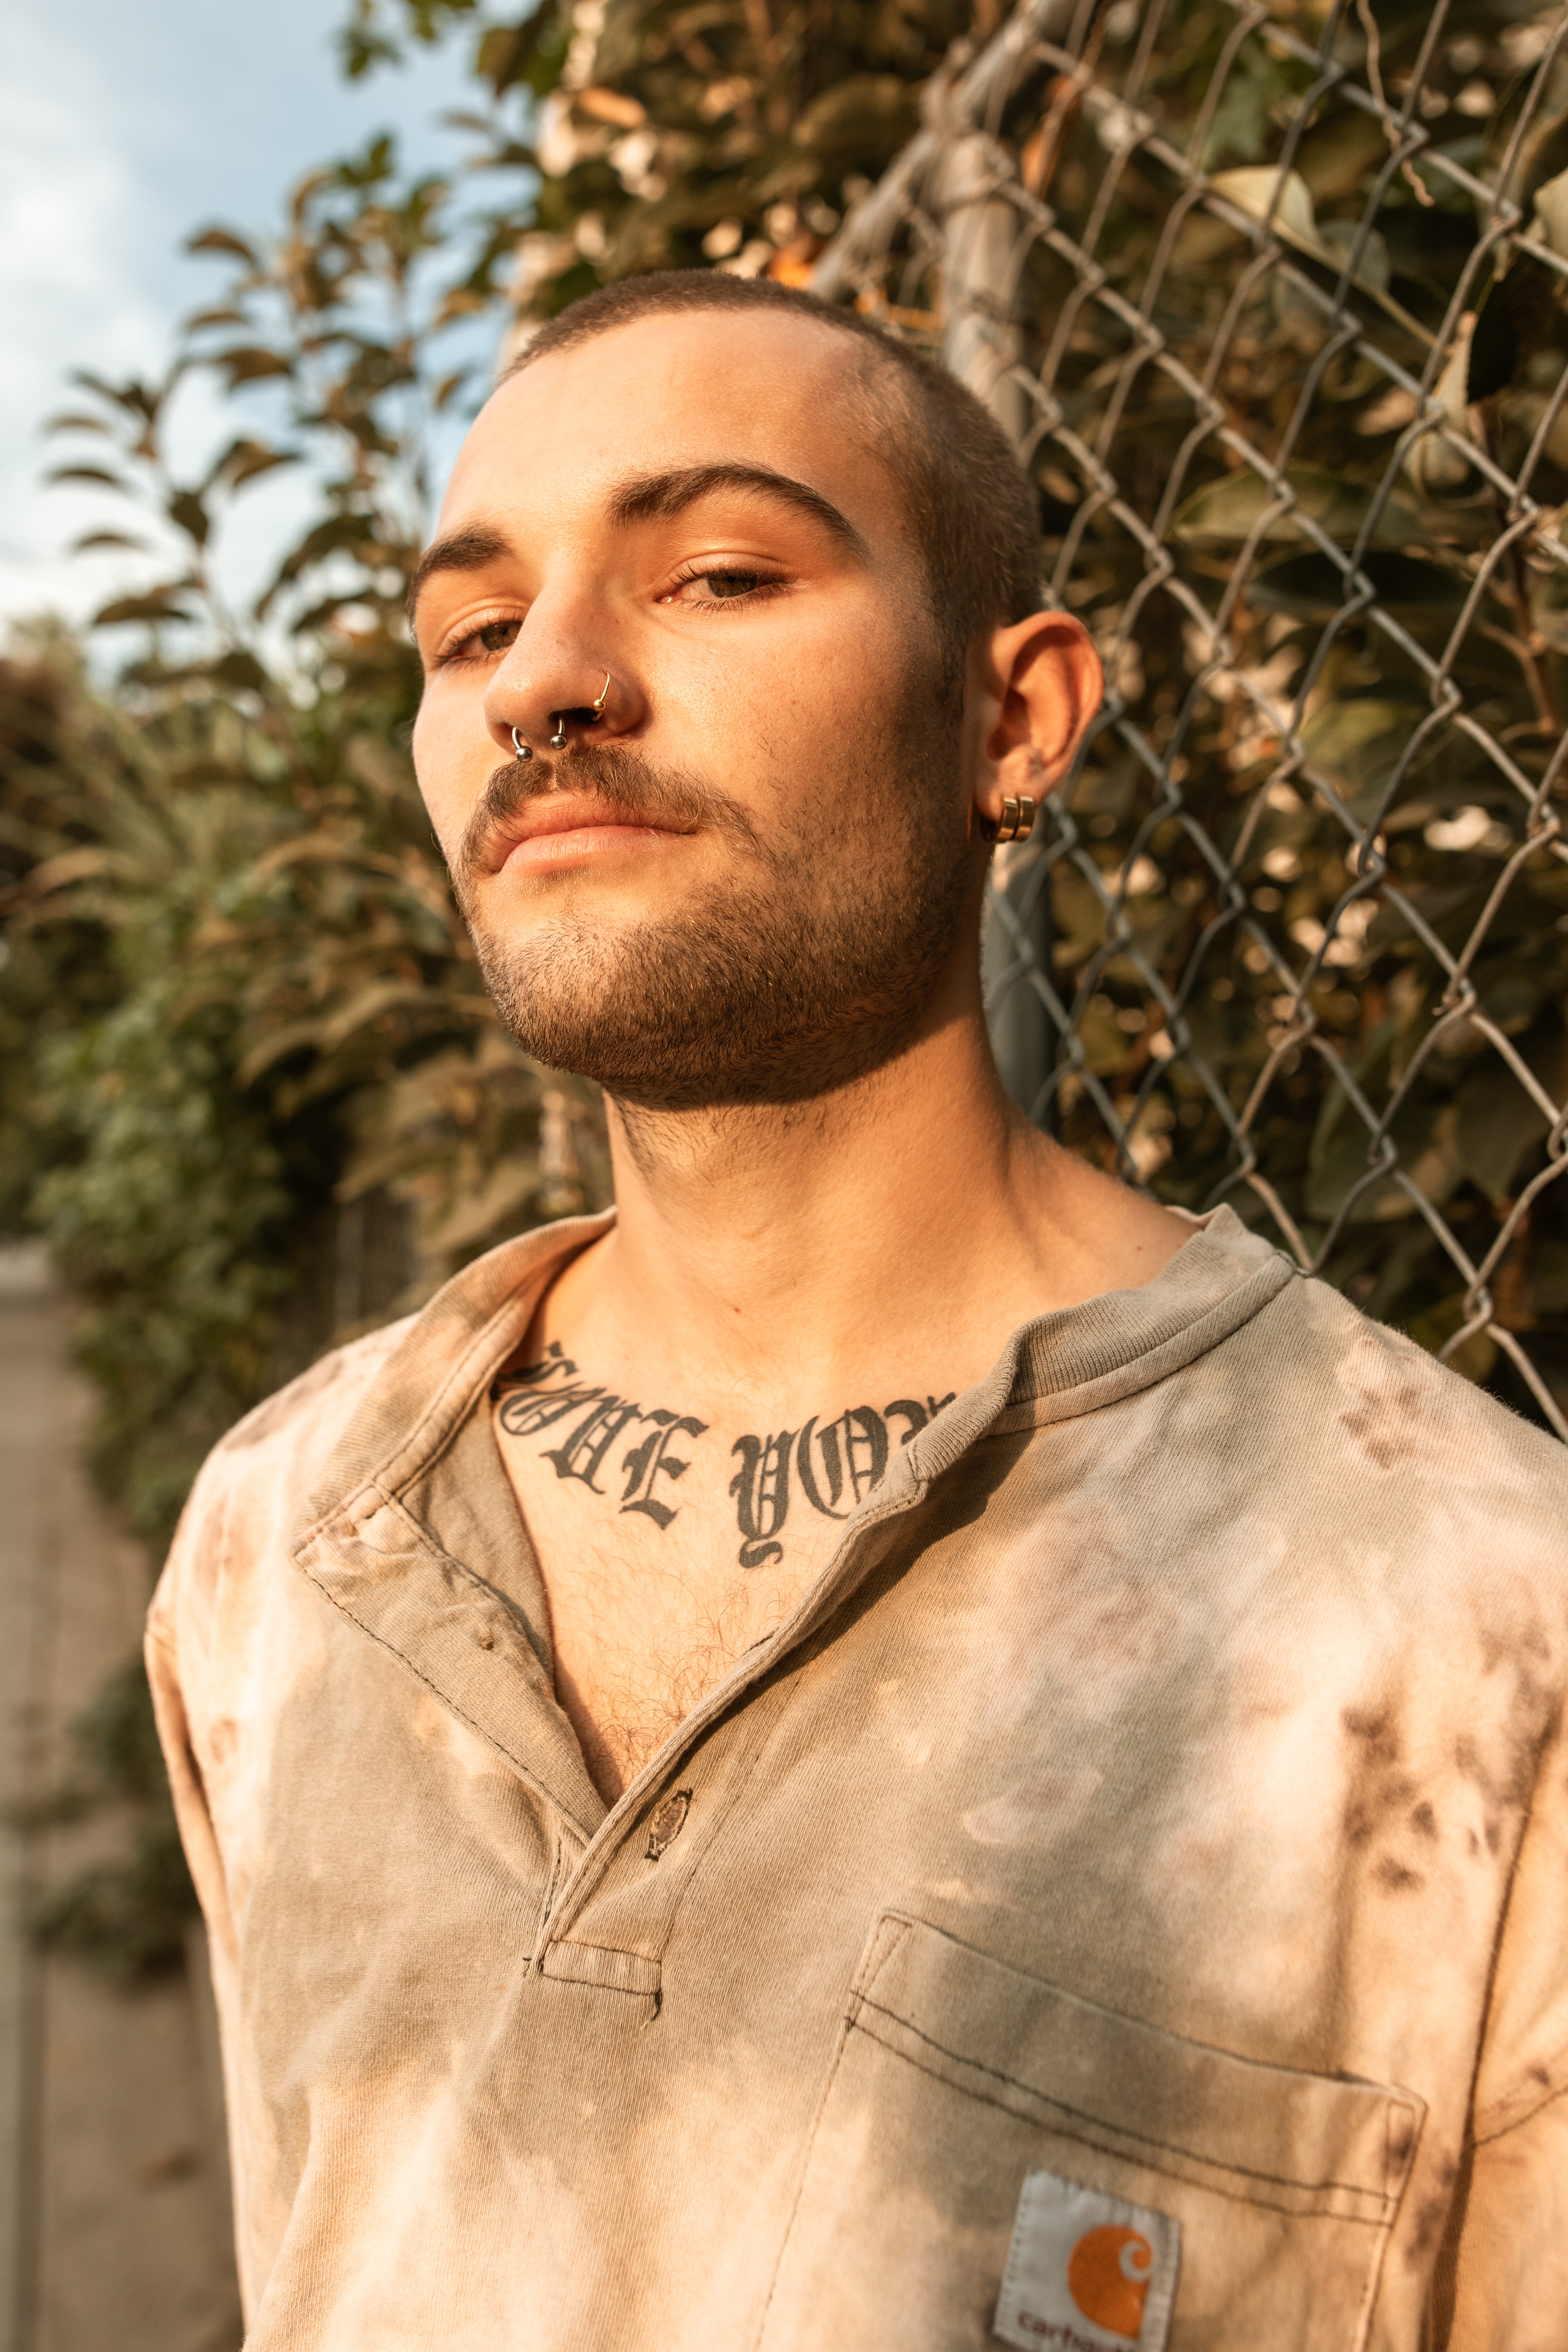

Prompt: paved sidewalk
[{"left": 0, "top": 1247, "right": 242, "bottom": 2352}]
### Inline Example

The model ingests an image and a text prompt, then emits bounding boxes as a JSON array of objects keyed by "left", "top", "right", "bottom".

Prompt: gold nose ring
[{"left": 547, "top": 674, "right": 612, "bottom": 751}]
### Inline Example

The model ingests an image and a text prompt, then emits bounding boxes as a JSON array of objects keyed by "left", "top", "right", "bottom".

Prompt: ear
[{"left": 972, "top": 610, "right": 1103, "bottom": 835}]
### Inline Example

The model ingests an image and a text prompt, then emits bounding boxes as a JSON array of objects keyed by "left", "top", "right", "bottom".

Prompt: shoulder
[
  {"left": 149, "top": 1315, "right": 420, "bottom": 1633},
  {"left": 220, "top": 1313, "right": 419, "bottom": 1467},
  {"left": 1258, "top": 1271, "right": 1568, "bottom": 1486},
  {"left": 211, "top": 1311, "right": 419, "bottom": 1494},
  {"left": 1224, "top": 1275, "right": 1568, "bottom": 1621}
]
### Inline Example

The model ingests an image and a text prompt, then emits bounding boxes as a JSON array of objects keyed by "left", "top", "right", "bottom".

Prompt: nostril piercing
[
  {"left": 547, "top": 676, "right": 612, "bottom": 751},
  {"left": 510, "top": 726, "right": 532, "bottom": 761}
]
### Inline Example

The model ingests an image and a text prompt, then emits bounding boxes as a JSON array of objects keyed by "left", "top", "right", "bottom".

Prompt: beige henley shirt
[{"left": 147, "top": 1206, "right": 1568, "bottom": 2351}]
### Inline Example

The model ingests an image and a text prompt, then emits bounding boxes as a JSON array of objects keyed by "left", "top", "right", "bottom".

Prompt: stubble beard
[{"left": 453, "top": 667, "right": 972, "bottom": 1113}]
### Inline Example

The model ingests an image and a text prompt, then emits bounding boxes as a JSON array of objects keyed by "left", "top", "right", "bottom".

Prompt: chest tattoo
[{"left": 493, "top": 1341, "right": 955, "bottom": 1567}]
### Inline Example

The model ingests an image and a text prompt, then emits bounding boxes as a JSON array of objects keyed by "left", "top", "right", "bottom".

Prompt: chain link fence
[{"left": 812, "top": 0, "right": 1568, "bottom": 1439}]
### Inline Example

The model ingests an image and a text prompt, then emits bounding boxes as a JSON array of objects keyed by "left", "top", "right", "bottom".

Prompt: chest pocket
[{"left": 755, "top": 1912, "right": 1423, "bottom": 2352}]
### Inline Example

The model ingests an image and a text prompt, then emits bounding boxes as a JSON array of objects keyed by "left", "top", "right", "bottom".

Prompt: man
[{"left": 149, "top": 272, "right": 1568, "bottom": 2352}]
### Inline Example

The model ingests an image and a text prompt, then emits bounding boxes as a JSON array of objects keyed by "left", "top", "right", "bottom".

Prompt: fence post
[
  {"left": 936, "top": 132, "right": 1055, "bottom": 1124},
  {"left": 938, "top": 131, "right": 1027, "bottom": 444}
]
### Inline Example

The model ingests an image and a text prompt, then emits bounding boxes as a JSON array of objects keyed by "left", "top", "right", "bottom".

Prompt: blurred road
[{"left": 0, "top": 1246, "right": 242, "bottom": 2352}]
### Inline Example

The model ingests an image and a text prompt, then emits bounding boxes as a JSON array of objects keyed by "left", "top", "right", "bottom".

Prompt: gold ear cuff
[{"left": 992, "top": 794, "right": 1035, "bottom": 844}]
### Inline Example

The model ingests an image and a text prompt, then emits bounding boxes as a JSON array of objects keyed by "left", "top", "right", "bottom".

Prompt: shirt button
[{"left": 645, "top": 1790, "right": 691, "bottom": 1859}]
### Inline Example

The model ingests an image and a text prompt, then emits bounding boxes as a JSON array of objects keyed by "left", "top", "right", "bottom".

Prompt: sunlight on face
[{"left": 410, "top": 310, "right": 978, "bottom": 1109}]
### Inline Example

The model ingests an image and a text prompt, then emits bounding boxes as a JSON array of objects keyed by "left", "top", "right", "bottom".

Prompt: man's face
[{"left": 411, "top": 309, "right": 978, "bottom": 1110}]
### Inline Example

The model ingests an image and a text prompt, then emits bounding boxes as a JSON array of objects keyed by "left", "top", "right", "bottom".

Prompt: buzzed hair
[{"left": 504, "top": 271, "right": 1043, "bottom": 677}]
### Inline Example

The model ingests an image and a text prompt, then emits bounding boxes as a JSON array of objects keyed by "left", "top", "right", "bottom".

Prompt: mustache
[{"left": 454, "top": 742, "right": 759, "bottom": 904}]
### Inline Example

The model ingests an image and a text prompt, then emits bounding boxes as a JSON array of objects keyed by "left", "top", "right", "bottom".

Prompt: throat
[{"left": 491, "top": 1338, "right": 952, "bottom": 1572}]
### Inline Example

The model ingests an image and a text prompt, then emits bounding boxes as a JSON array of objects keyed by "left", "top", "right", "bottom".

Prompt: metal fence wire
[{"left": 810, "top": 0, "right": 1568, "bottom": 1439}]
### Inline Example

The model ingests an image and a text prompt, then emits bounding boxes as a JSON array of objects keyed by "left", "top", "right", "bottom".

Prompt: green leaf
[
  {"left": 1527, "top": 1241, "right": 1568, "bottom": 1314},
  {"left": 1467, "top": 255, "right": 1560, "bottom": 404},
  {"left": 92, "top": 585, "right": 199, "bottom": 627},
  {"left": 204, "top": 437, "right": 299, "bottom": 491},
  {"left": 338, "top": 16, "right": 402, "bottom": 79},
  {"left": 794, "top": 74, "right": 920, "bottom": 158},
  {"left": 212, "top": 649, "right": 269, "bottom": 692},
  {"left": 1454, "top": 1038, "right": 1565, "bottom": 1203},
  {"left": 167, "top": 489, "right": 210, "bottom": 548},
  {"left": 1170, "top": 465, "right": 1427, "bottom": 549},
  {"left": 68, "top": 369, "right": 168, "bottom": 420},
  {"left": 187, "top": 226, "right": 260, "bottom": 263},
  {"left": 1296, "top": 103, "right": 1390, "bottom": 204},
  {"left": 46, "top": 465, "right": 128, "bottom": 491},
  {"left": 1299, "top": 699, "right": 1420, "bottom": 810},
  {"left": 476, "top": 10, "right": 560, "bottom": 97},
  {"left": 1251, "top": 550, "right": 1464, "bottom": 618},
  {"left": 272, "top": 512, "right": 379, "bottom": 580},
  {"left": 1307, "top": 1100, "right": 1461, "bottom": 1226},
  {"left": 213, "top": 347, "right": 293, "bottom": 387}
]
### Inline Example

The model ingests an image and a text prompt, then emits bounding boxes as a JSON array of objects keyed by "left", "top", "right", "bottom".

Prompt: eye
[
  {"left": 437, "top": 614, "right": 521, "bottom": 665},
  {"left": 659, "top": 567, "right": 786, "bottom": 610},
  {"left": 474, "top": 617, "right": 520, "bottom": 651}
]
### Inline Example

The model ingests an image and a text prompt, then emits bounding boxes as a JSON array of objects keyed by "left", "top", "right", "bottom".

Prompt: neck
[
  {"left": 545, "top": 979, "right": 1188, "bottom": 1406},
  {"left": 605, "top": 1013, "right": 1021, "bottom": 1374}
]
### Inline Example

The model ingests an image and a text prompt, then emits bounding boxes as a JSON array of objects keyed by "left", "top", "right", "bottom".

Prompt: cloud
[
  {"left": 0, "top": 22, "right": 175, "bottom": 622},
  {"left": 0, "top": 0, "right": 488, "bottom": 637}
]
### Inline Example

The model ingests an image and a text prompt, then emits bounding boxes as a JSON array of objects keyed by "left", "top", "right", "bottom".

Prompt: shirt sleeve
[
  {"left": 145, "top": 1460, "right": 257, "bottom": 2320},
  {"left": 1433, "top": 1698, "right": 1568, "bottom": 2350}
]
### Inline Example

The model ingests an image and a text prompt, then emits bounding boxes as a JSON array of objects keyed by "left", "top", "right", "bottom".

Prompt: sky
[{"left": 0, "top": 0, "right": 489, "bottom": 633}]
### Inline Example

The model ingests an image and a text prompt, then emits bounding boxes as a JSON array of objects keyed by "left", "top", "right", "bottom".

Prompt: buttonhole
[
  {"left": 645, "top": 1788, "right": 692, "bottom": 1861},
  {"left": 477, "top": 1628, "right": 494, "bottom": 1649}
]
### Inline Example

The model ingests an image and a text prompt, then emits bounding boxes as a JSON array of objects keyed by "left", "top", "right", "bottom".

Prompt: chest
[
  {"left": 486, "top": 1346, "right": 961, "bottom": 1793},
  {"left": 492, "top": 1389, "right": 846, "bottom": 1794},
  {"left": 227, "top": 1496, "right": 1514, "bottom": 2352}
]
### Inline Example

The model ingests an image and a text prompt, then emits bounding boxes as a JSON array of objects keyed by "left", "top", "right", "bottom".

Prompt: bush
[
  {"left": 0, "top": 0, "right": 966, "bottom": 1544},
  {"left": 8, "top": 0, "right": 1567, "bottom": 1953}
]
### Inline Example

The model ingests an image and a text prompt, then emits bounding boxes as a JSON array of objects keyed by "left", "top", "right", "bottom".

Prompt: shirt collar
[{"left": 288, "top": 1201, "right": 1296, "bottom": 1839}]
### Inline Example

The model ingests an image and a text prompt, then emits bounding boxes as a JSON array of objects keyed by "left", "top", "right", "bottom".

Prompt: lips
[
  {"left": 454, "top": 745, "right": 753, "bottom": 910},
  {"left": 480, "top": 790, "right": 691, "bottom": 876}
]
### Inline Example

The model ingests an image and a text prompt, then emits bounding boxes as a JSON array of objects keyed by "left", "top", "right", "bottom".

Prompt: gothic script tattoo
[{"left": 493, "top": 1341, "right": 956, "bottom": 1569}]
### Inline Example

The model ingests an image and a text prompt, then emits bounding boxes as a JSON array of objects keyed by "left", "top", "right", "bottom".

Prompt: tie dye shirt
[{"left": 146, "top": 1205, "right": 1568, "bottom": 2351}]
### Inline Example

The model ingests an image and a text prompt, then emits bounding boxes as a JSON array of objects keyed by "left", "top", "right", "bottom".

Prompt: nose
[
  {"left": 485, "top": 653, "right": 637, "bottom": 761},
  {"left": 540, "top": 672, "right": 612, "bottom": 750}
]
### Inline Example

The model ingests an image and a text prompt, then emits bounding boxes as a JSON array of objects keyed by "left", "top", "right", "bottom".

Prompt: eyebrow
[
  {"left": 604, "top": 463, "right": 870, "bottom": 559},
  {"left": 406, "top": 524, "right": 512, "bottom": 626},
  {"left": 407, "top": 463, "right": 868, "bottom": 626}
]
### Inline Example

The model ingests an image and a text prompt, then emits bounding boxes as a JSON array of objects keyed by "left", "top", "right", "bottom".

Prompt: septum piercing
[{"left": 547, "top": 673, "right": 612, "bottom": 753}]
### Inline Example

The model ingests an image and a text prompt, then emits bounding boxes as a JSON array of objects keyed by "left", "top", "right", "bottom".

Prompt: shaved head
[{"left": 504, "top": 270, "right": 1043, "bottom": 677}]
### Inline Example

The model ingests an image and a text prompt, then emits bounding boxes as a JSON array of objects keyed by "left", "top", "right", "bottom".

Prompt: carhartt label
[{"left": 993, "top": 2171, "right": 1180, "bottom": 2352}]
